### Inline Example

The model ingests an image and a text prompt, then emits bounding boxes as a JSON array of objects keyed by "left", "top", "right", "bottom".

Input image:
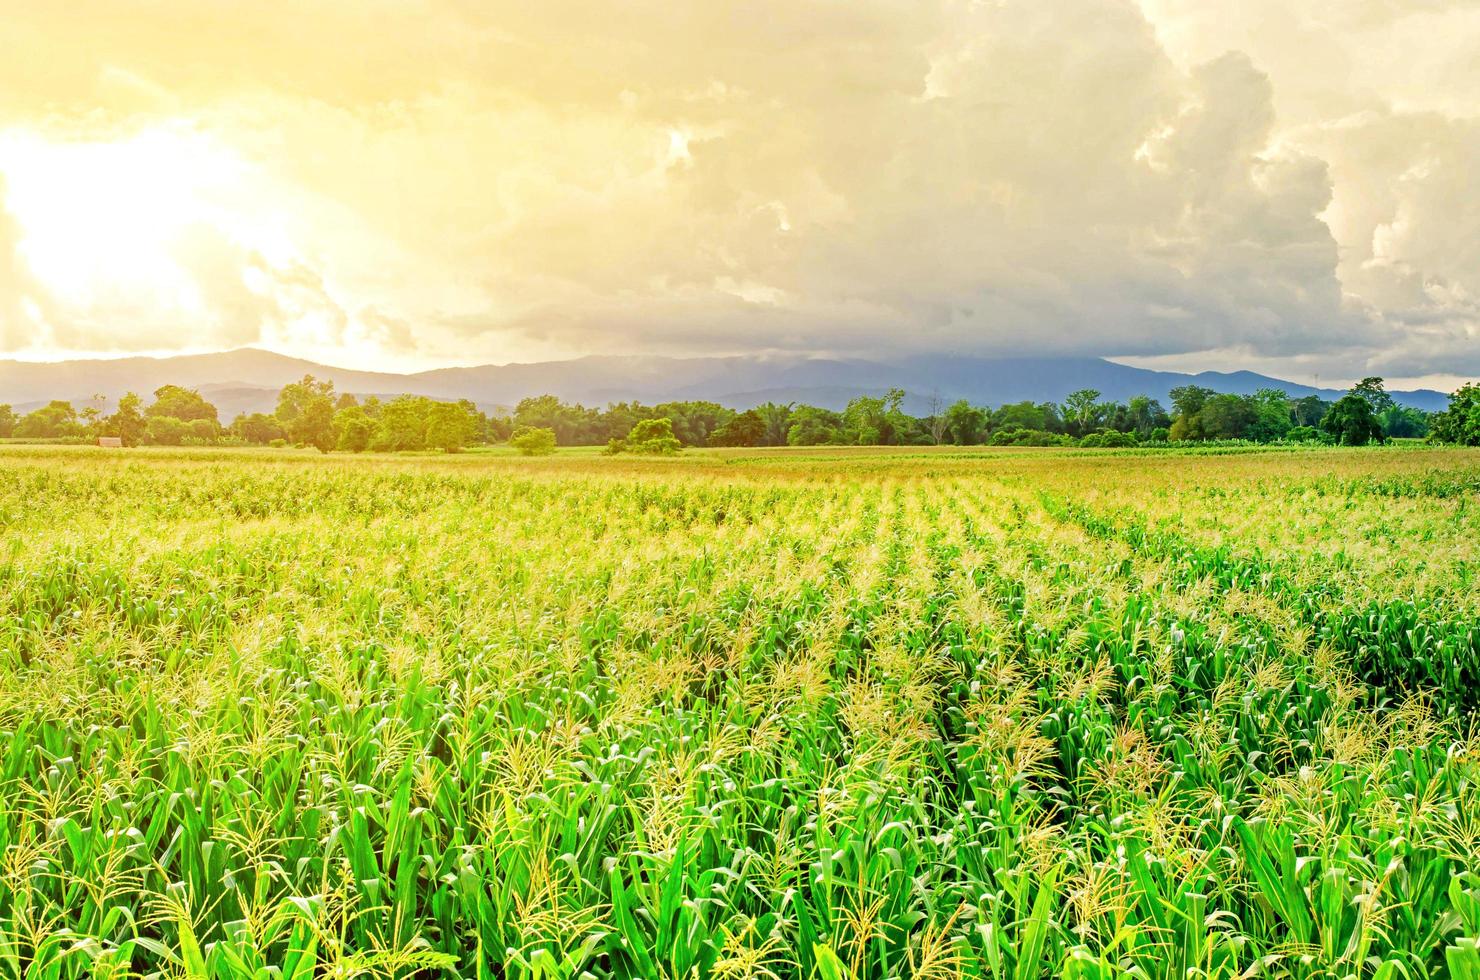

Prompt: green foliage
[
  {"left": 1431, "top": 383, "right": 1480, "bottom": 445},
  {"left": 992, "top": 426, "right": 1069, "bottom": 446},
  {"left": 0, "top": 403, "right": 15, "bottom": 438},
  {"left": 1246, "top": 388, "right": 1294, "bottom": 442},
  {"left": 994, "top": 400, "right": 1052, "bottom": 433},
  {"left": 1352, "top": 376, "right": 1396, "bottom": 415},
  {"left": 1061, "top": 388, "right": 1109, "bottom": 437},
  {"left": 332, "top": 404, "right": 375, "bottom": 452},
  {"left": 842, "top": 387, "right": 910, "bottom": 445},
  {"left": 787, "top": 404, "right": 844, "bottom": 446},
  {"left": 1169, "top": 384, "right": 1215, "bottom": 420},
  {"left": 1321, "top": 393, "right": 1384, "bottom": 445},
  {"left": 146, "top": 384, "right": 219, "bottom": 424},
  {"left": 230, "top": 412, "right": 286, "bottom": 445},
  {"left": 104, "top": 392, "right": 148, "bottom": 447},
  {"left": 426, "top": 400, "right": 482, "bottom": 453},
  {"left": 509, "top": 424, "right": 557, "bottom": 455},
  {"left": 652, "top": 400, "right": 731, "bottom": 446},
  {"left": 753, "top": 402, "right": 794, "bottom": 446},
  {"left": 615, "top": 416, "right": 682, "bottom": 455},
  {"left": 1292, "top": 394, "right": 1329, "bottom": 427},
  {"left": 15, "top": 400, "right": 82, "bottom": 439},
  {"left": 145, "top": 415, "right": 188, "bottom": 445},
  {"left": 1379, "top": 403, "right": 1429, "bottom": 438},
  {"left": 709, "top": 409, "right": 766, "bottom": 447},
  {"left": 1286, "top": 424, "right": 1325, "bottom": 443},
  {"left": 944, "top": 399, "right": 987, "bottom": 445},
  {"left": 1199, "top": 393, "right": 1257, "bottom": 440},
  {"left": 1121, "top": 395, "right": 1171, "bottom": 439},
  {"left": 0, "top": 446, "right": 1475, "bottom": 978},
  {"left": 275, "top": 374, "right": 337, "bottom": 453}
]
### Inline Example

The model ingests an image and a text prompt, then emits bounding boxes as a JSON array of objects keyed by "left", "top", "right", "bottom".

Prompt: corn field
[{"left": 1, "top": 444, "right": 1479, "bottom": 980}]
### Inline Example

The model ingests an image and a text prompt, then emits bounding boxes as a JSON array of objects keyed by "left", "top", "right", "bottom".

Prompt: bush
[
  {"left": 186, "top": 418, "right": 220, "bottom": 444},
  {"left": 1148, "top": 427, "right": 1170, "bottom": 443},
  {"left": 613, "top": 418, "right": 682, "bottom": 455},
  {"left": 145, "top": 416, "right": 188, "bottom": 446},
  {"left": 510, "top": 426, "right": 557, "bottom": 456},
  {"left": 991, "top": 427, "right": 1069, "bottom": 447}
]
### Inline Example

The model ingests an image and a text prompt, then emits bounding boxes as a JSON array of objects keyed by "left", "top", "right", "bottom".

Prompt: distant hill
[{"left": 0, "top": 348, "right": 1453, "bottom": 416}]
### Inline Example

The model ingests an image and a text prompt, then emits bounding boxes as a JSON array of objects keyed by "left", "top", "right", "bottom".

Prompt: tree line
[{"left": 1, "top": 373, "right": 1477, "bottom": 451}]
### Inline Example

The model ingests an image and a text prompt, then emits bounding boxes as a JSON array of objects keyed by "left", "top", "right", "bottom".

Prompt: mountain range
[{"left": 0, "top": 348, "right": 1453, "bottom": 418}]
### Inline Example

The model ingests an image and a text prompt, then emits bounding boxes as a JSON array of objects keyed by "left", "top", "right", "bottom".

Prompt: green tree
[
  {"left": 1378, "top": 404, "right": 1428, "bottom": 439},
  {"left": 184, "top": 419, "right": 219, "bottom": 444},
  {"left": 1351, "top": 377, "right": 1395, "bottom": 416},
  {"left": 943, "top": 400, "right": 987, "bottom": 445},
  {"left": 993, "top": 401, "right": 1048, "bottom": 433},
  {"left": 375, "top": 396, "right": 430, "bottom": 451},
  {"left": 618, "top": 417, "right": 683, "bottom": 455},
  {"left": 653, "top": 401, "right": 731, "bottom": 446},
  {"left": 1246, "top": 389, "right": 1293, "bottom": 443},
  {"left": 426, "top": 400, "right": 482, "bottom": 453},
  {"left": 1125, "top": 395, "right": 1170, "bottom": 439},
  {"left": 514, "top": 394, "right": 595, "bottom": 445},
  {"left": 787, "top": 405, "right": 843, "bottom": 446},
  {"left": 754, "top": 403, "right": 793, "bottom": 446},
  {"left": 231, "top": 413, "right": 286, "bottom": 445},
  {"left": 332, "top": 405, "right": 375, "bottom": 452},
  {"left": 15, "top": 401, "right": 82, "bottom": 439},
  {"left": 710, "top": 409, "right": 766, "bottom": 447},
  {"left": 1292, "top": 394, "right": 1329, "bottom": 427},
  {"left": 276, "top": 375, "right": 336, "bottom": 452},
  {"left": 1200, "top": 394, "right": 1256, "bottom": 440},
  {"left": 1430, "top": 383, "right": 1480, "bottom": 445},
  {"left": 1168, "top": 385, "right": 1215, "bottom": 440},
  {"left": 147, "top": 385, "right": 220, "bottom": 425},
  {"left": 145, "top": 416, "right": 188, "bottom": 446},
  {"left": 843, "top": 388, "right": 907, "bottom": 445},
  {"left": 1061, "top": 388, "right": 1108, "bottom": 437},
  {"left": 510, "top": 425, "right": 556, "bottom": 455},
  {"left": 1321, "top": 393, "right": 1384, "bottom": 445},
  {"left": 0, "top": 404, "right": 13, "bottom": 438},
  {"left": 105, "top": 392, "right": 148, "bottom": 447}
]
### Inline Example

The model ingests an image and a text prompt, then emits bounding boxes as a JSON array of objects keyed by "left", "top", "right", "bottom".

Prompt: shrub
[
  {"left": 145, "top": 416, "right": 188, "bottom": 446},
  {"left": 510, "top": 425, "right": 557, "bottom": 456},
  {"left": 615, "top": 417, "right": 682, "bottom": 455}
]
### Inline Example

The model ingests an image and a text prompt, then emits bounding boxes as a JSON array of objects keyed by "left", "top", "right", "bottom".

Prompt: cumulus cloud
[{"left": 0, "top": 0, "right": 1474, "bottom": 380}]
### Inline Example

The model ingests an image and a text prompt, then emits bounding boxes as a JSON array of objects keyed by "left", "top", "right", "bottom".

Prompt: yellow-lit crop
[{"left": 1, "top": 444, "right": 1478, "bottom": 978}]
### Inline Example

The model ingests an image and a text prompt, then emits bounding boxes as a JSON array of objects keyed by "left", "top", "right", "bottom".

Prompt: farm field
[{"left": 1, "top": 444, "right": 1479, "bottom": 979}]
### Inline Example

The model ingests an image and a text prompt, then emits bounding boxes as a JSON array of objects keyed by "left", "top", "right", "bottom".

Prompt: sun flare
[{"left": 0, "top": 126, "right": 276, "bottom": 328}]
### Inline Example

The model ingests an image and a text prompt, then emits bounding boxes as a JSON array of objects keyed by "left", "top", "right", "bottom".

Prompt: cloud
[
  {"left": 0, "top": 176, "right": 49, "bottom": 349},
  {"left": 0, "top": 0, "right": 1474, "bottom": 380}
]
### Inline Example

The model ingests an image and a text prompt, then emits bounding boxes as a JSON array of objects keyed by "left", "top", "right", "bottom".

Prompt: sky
[{"left": 1, "top": 1, "right": 1478, "bottom": 388}]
